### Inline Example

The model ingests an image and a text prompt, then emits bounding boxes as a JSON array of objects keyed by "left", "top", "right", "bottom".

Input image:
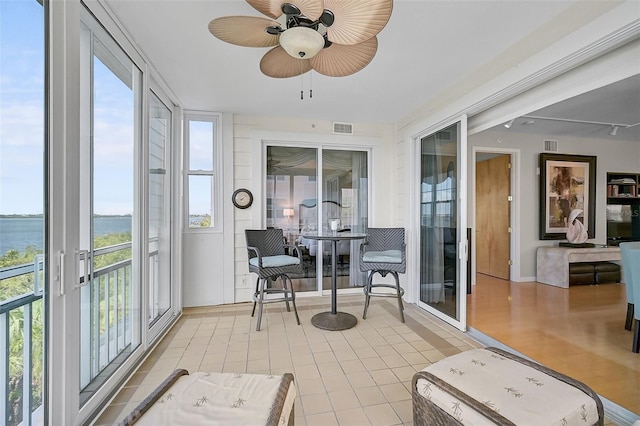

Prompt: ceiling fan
[{"left": 208, "top": 0, "right": 393, "bottom": 78}]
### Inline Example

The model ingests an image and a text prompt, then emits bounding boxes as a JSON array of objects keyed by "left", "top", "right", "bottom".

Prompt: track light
[
  {"left": 608, "top": 125, "right": 618, "bottom": 136},
  {"left": 504, "top": 119, "right": 515, "bottom": 129}
]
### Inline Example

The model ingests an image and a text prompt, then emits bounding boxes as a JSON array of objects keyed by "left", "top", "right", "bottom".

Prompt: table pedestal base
[{"left": 311, "top": 312, "right": 357, "bottom": 331}]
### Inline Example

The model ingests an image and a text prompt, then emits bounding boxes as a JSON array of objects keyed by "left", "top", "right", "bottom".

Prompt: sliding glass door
[
  {"left": 0, "top": 0, "right": 47, "bottom": 423},
  {"left": 78, "top": 9, "right": 142, "bottom": 405},
  {"left": 417, "top": 120, "right": 468, "bottom": 330},
  {"left": 147, "top": 90, "right": 172, "bottom": 329},
  {"left": 265, "top": 145, "right": 369, "bottom": 293}
]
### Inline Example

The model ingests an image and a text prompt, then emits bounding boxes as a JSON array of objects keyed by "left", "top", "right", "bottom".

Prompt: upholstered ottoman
[
  {"left": 119, "top": 370, "right": 296, "bottom": 426},
  {"left": 568, "top": 262, "right": 595, "bottom": 285},
  {"left": 412, "top": 347, "right": 603, "bottom": 425},
  {"left": 593, "top": 261, "right": 621, "bottom": 284}
]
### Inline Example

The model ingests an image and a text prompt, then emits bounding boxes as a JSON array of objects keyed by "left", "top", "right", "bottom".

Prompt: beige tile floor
[
  {"left": 94, "top": 294, "right": 620, "bottom": 425},
  {"left": 94, "top": 295, "right": 483, "bottom": 425}
]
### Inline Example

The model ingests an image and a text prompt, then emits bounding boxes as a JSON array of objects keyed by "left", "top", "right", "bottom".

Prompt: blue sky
[
  {"left": 0, "top": 0, "right": 45, "bottom": 215},
  {"left": 1, "top": 0, "right": 137, "bottom": 215}
]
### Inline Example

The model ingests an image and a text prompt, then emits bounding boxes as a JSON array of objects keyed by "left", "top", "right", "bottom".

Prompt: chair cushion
[
  {"left": 363, "top": 250, "right": 402, "bottom": 264},
  {"left": 415, "top": 348, "right": 601, "bottom": 425},
  {"left": 249, "top": 255, "right": 300, "bottom": 268}
]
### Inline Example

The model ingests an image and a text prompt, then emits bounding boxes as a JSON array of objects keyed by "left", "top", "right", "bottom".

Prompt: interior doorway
[{"left": 474, "top": 151, "right": 512, "bottom": 281}]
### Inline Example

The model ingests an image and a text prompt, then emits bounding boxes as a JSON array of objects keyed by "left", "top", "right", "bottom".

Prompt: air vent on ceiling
[
  {"left": 333, "top": 122, "right": 353, "bottom": 135},
  {"left": 544, "top": 139, "right": 558, "bottom": 152}
]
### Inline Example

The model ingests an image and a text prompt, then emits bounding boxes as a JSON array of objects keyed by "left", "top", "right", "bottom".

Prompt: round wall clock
[{"left": 232, "top": 188, "right": 253, "bottom": 209}]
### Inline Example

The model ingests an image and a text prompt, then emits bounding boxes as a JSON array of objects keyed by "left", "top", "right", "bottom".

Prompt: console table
[{"left": 536, "top": 246, "right": 621, "bottom": 288}]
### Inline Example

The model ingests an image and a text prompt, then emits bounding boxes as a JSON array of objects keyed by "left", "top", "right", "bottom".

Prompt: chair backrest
[
  {"left": 620, "top": 241, "right": 640, "bottom": 307},
  {"left": 364, "top": 228, "right": 405, "bottom": 251},
  {"left": 245, "top": 229, "right": 285, "bottom": 261}
]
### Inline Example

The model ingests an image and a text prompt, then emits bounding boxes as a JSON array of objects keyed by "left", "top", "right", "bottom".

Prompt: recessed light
[{"left": 522, "top": 120, "right": 536, "bottom": 125}]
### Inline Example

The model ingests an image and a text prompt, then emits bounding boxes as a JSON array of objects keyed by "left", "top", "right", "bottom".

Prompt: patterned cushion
[
  {"left": 249, "top": 255, "right": 300, "bottom": 268},
  {"left": 416, "top": 348, "right": 600, "bottom": 425},
  {"left": 133, "top": 372, "right": 296, "bottom": 426},
  {"left": 363, "top": 250, "right": 402, "bottom": 264}
]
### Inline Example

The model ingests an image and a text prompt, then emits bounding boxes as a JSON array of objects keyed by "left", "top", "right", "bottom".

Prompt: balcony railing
[
  {"left": 80, "top": 243, "right": 133, "bottom": 396},
  {"left": 0, "top": 256, "right": 44, "bottom": 426}
]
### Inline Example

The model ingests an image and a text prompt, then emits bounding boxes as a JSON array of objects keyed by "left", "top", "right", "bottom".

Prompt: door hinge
[
  {"left": 508, "top": 259, "right": 513, "bottom": 265},
  {"left": 507, "top": 162, "right": 512, "bottom": 169},
  {"left": 507, "top": 195, "right": 513, "bottom": 202},
  {"left": 508, "top": 227, "right": 512, "bottom": 233}
]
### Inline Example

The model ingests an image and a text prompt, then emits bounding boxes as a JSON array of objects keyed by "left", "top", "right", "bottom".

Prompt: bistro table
[{"left": 301, "top": 231, "right": 367, "bottom": 331}]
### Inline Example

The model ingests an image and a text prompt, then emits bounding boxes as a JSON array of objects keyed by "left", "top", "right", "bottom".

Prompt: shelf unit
[
  {"left": 606, "top": 172, "right": 640, "bottom": 201},
  {"left": 606, "top": 172, "right": 640, "bottom": 244}
]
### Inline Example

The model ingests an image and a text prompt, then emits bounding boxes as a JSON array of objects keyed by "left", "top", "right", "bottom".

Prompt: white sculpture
[{"left": 566, "top": 209, "right": 588, "bottom": 244}]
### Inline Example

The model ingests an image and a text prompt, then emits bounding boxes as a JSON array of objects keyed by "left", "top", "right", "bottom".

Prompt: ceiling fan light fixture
[
  {"left": 504, "top": 119, "right": 515, "bottom": 129},
  {"left": 279, "top": 26, "right": 325, "bottom": 59},
  {"left": 608, "top": 125, "right": 619, "bottom": 136}
]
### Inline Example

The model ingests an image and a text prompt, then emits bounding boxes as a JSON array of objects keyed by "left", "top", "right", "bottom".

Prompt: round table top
[{"left": 301, "top": 231, "right": 367, "bottom": 241}]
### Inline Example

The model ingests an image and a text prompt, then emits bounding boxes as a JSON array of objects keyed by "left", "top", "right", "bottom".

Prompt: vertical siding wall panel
[{"left": 231, "top": 115, "right": 391, "bottom": 302}]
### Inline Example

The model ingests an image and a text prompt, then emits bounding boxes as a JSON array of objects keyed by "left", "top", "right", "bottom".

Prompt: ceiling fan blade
[
  {"left": 260, "top": 46, "right": 312, "bottom": 78},
  {"left": 311, "top": 36, "right": 377, "bottom": 77},
  {"left": 208, "top": 16, "right": 280, "bottom": 47},
  {"left": 246, "top": 0, "right": 324, "bottom": 21},
  {"left": 324, "top": 0, "right": 392, "bottom": 45}
]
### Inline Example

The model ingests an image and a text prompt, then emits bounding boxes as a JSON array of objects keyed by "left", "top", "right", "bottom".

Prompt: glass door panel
[
  {"left": 148, "top": 91, "right": 171, "bottom": 327},
  {"left": 320, "top": 150, "right": 368, "bottom": 291},
  {"left": 0, "top": 0, "right": 46, "bottom": 423},
  {"left": 79, "top": 12, "right": 142, "bottom": 404},
  {"left": 265, "top": 146, "right": 369, "bottom": 293},
  {"left": 265, "top": 146, "right": 318, "bottom": 292},
  {"left": 418, "top": 121, "right": 467, "bottom": 329}
]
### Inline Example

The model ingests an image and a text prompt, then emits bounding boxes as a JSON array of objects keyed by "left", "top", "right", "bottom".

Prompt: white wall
[
  {"left": 180, "top": 2, "right": 640, "bottom": 307},
  {"left": 468, "top": 129, "right": 640, "bottom": 279},
  {"left": 230, "top": 115, "right": 395, "bottom": 303}
]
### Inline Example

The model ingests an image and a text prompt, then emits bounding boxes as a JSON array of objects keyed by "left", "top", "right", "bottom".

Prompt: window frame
[{"left": 183, "top": 111, "right": 223, "bottom": 232}]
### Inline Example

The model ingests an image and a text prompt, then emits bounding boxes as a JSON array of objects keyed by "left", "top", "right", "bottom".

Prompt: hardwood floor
[{"left": 467, "top": 274, "right": 640, "bottom": 416}]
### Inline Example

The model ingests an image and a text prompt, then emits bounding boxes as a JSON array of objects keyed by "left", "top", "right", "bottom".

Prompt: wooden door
[{"left": 476, "top": 154, "right": 511, "bottom": 279}]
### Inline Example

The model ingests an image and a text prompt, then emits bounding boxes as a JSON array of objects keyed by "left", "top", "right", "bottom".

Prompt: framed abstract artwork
[{"left": 539, "top": 153, "right": 596, "bottom": 240}]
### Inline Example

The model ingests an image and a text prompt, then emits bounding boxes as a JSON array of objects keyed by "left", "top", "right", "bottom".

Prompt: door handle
[{"left": 74, "top": 249, "right": 90, "bottom": 290}]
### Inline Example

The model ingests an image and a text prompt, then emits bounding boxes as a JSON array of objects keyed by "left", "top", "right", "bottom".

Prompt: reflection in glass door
[
  {"left": 79, "top": 13, "right": 142, "bottom": 405},
  {"left": 265, "top": 146, "right": 368, "bottom": 293},
  {"left": 320, "top": 150, "right": 368, "bottom": 291},
  {"left": 148, "top": 91, "right": 171, "bottom": 327},
  {"left": 418, "top": 122, "right": 467, "bottom": 327},
  {"left": 266, "top": 147, "right": 318, "bottom": 292}
]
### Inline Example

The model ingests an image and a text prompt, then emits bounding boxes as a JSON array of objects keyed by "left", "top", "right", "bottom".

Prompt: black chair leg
[
  {"left": 393, "top": 271, "right": 405, "bottom": 323},
  {"left": 626, "top": 303, "right": 634, "bottom": 331},
  {"left": 280, "top": 274, "right": 291, "bottom": 313},
  {"left": 633, "top": 319, "right": 640, "bottom": 353},
  {"left": 251, "top": 276, "right": 260, "bottom": 317},
  {"left": 363, "top": 272, "right": 373, "bottom": 319},
  {"left": 256, "top": 278, "right": 265, "bottom": 331},
  {"left": 285, "top": 275, "right": 301, "bottom": 325}
]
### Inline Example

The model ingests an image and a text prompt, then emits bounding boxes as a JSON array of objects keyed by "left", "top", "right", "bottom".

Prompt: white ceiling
[{"left": 104, "top": 0, "right": 639, "bottom": 140}]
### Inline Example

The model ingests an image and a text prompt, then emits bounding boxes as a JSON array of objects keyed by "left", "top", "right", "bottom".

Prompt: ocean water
[{"left": 0, "top": 216, "right": 132, "bottom": 256}]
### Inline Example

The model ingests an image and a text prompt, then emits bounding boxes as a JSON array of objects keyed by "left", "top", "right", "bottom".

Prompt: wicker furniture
[
  {"left": 118, "top": 370, "right": 295, "bottom": 426},
  {"left": 245, "top": 229, "right": 301, "bottom": 331},
  {"left": 412, "top": 347, "right": 604, "bottom": 425},
  {"left": 620, "top": 242, "right": 640, "bottom": 352},
  {"left": 360, "top": 228, "right": 406, "bottom": 322}
]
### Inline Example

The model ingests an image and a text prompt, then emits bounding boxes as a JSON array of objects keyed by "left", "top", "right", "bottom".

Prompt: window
[
  {"left": 0, "top": 0, "right": 46, "bottom": 423},
  {"left": 79, "top": 8, "right": 143, "bottom": 404},
  {"left": 184, "top": 113, "right": 221, "bottom": 230}
]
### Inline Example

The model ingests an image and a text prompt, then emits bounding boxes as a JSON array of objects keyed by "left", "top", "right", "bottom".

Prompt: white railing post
[
  {"left": 22, "top": 303, "right": 33, "bottom": 426},
  {"left": 1, "top": 311, "right": 7, "bottom": 425}
]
